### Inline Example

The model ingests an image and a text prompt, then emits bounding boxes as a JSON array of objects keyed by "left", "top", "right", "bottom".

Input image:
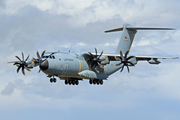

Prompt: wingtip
[{"left": 173, "top": 57, "right": 179, "bottom": 59}]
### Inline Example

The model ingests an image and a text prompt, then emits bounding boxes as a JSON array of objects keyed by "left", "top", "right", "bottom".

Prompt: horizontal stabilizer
[
  {"left": 105, "top": 27, "right": 123, "bottom": 33},
  {"left": 105, "top": 27, "right": 175, "bottom": 33}
]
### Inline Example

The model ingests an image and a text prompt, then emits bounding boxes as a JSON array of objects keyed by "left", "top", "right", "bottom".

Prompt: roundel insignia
[{"left": 125, "top": 36, "right": 127, "bottom": 40}]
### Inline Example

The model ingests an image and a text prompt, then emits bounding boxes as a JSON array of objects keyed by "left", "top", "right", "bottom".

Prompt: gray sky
[{"left": 0, "top": 0, "right": 180, "bottom": 120}]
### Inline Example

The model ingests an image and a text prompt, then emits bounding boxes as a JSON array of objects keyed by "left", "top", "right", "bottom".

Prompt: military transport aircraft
[{"left": 8, "top": 23, "right": 178, "bottom": 85}]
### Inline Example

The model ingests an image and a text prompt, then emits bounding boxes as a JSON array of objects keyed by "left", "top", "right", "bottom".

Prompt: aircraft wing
[
  {"left": 82, "top": 52, "right": 120, "bottom": 61},
  {"left": 134, "top": 56, "right": 178, "bottom": 61},
  {"left": 83, "top": 52, "right": 178, "bottom": 63}
]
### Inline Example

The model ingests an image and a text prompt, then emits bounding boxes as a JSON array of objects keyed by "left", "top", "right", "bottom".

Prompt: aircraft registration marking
[{"left": 64, "top": 58, "right": 74, "bottom": 61}]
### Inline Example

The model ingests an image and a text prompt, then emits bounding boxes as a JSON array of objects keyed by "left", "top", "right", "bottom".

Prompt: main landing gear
[
  {"left": 89, "top": 79, "right": 103, "bottom": 85},
  {"left": 50, "top": 78, "right": 57, "bottom": 83},
  {"left": 65, "top": 80, "right": 79, "bottom": 85}
]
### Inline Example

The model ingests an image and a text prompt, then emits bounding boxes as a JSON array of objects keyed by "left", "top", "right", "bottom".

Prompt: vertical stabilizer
[
  {"left": 105, "top": 23, "right": 137, "bottom": 54},
  {"left": 105, "top": 23, "right": 174, "bottom": 54}
]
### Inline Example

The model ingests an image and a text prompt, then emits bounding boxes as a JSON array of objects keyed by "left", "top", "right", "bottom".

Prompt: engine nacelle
[{"left": 148, "top": 58, "right": 161, "bottom": 65}]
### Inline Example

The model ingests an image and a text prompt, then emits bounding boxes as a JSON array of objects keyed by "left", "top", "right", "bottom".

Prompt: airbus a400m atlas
[{"left": 8, "top": 23, "right": 178, "bottom": 85}]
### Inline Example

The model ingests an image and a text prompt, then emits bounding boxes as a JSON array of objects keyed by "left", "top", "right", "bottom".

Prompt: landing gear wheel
[
  {"left": 93, "top": 79, "right": 96, "bottom": 84},
  {"left": 53, "top": 78, "right": 57, "bottom": 83},
  {"left": 72, "top": 80, "right": 75, "bottom": 85},
  {"left": 50, "top": 78, "right": 53, "bottom": 83},
  {"left": 69, "top": 80, "right": 72, "bottom": 85},
  {"left": 65, "top": 80, "right": 68, "bottom": 85},
  {"left": 97, "top": 80, "right": 100, "bottom": 85},
  {"left": 100, "top": 79, "right": 103, "bottom": 85},
  {"left": 75, "top": 80, "right": 79, "bottom": 85},
  {"left": 89, "top": 79, "right": 93, "bottom": 84}
]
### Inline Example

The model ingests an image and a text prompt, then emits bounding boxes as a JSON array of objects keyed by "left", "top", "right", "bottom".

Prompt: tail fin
[{"left": 105, "top": 23, "right": 175, "bottom": 54}]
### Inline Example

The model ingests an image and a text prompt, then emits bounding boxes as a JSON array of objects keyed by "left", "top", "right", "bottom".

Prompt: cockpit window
[{"left": 42, "top": 55, "right": 55, "bottom": 59}]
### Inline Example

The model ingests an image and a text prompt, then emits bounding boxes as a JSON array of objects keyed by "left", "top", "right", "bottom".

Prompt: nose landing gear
[{"left": 50, "top": 77, "right": 57, "bottom": 83}]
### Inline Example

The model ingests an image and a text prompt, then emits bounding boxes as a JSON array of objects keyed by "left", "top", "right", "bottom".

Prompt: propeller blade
[
  {"left": 25, "top": 54, "right": 30, "bottom": 61},
  {"left": 25, "top": 66, "right": 31, "bottom": 71},
  {"left": 124, "top": 50, "right": 130, "bottom": 59},
  {"left": 114, "top": 63, "right": 122, "bottom": 66},
  {"left": 127, "top": 61, "right": 135, "bottom": 66},
  {"left": 126, "top": 56, "right": 135, "bottom": 61},
  {"left": 41, "top": 50, "right": 46, "bottom": 58},
  {"left": 22, "top": 52, "right": 24, "bottom": 61},
  {"left": 15, "top": 56, "right": 22, "bottom": 62},
  {"left": 98, "top": 50, "right": 104, "bottom": 59},
  {"left": 17, "top": 66, "right": 21, "bottom": 73},
  {"left": 88, "top": 52, "right": 93, "bottom": 56},
  {"left": 97, "top": 62, "right": 104, "bottom": 68},
  {"left": 13, "top": 62, "right": 20, "bottom": 66},
  {"left": 22, "top": 67, "right": 25, "bottom": 75},
  {"left": 126, "top": 66, "right": 130, "bottom": 73},
  {"left": 120, "top": 65, "right": 124, "bottom": 72},
  {"left": 115, "top": 57, "right": 121, "bottom": 61},
  {"left": 37, "top": 51, "right": 41, "bottom": 59},
  {"left": 98, "top": 58, "right": 106, "bottom": 62},
  {"left": 95, "top": 67, "right": 99, "bottom": 73},
  {"left": 120, "top": 49, "right": 124, "bottom": 59},
  {"left": 38, "top": 69, "right": 41, "bottom": 73},
  {"left": 95, "top": 48, "right": 97, "bottom": 57}
]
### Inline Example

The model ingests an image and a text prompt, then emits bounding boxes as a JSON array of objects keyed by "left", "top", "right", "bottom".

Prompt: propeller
[
  {"left": 88, "top": 48, "right": 106, "bottom": 72},
  {"left": 33, "top": 50, "right": 46, "bottom": 73},
  {"left": 13, "top": 52, "right": 31, "bottom": 76},
  {"left": 114, "top": 49, "right": 135, "bottom": 73}
]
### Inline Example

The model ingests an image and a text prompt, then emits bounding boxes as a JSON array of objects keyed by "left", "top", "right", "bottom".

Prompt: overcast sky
[{"left": 0, "top": 0, "right": 180, "bottom": 120}]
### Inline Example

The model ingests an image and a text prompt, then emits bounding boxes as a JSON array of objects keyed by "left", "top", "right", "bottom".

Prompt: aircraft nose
[{"left": 40, "top": 59, "right": 49, "bottom": 71}]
